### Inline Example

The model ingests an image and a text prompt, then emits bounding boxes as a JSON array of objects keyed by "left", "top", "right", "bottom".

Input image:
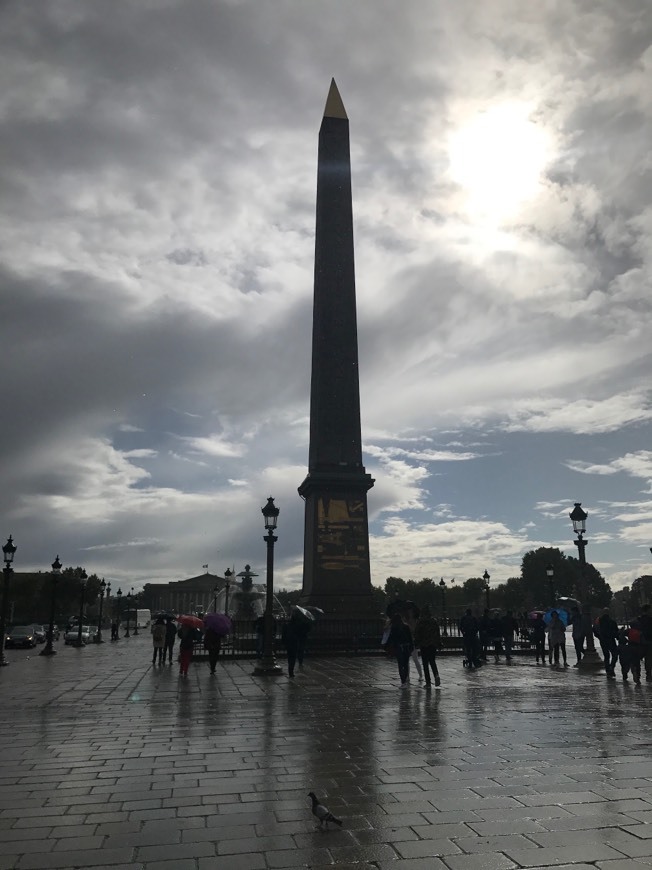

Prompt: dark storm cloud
[{"left": 1, "top": 0, "right": 651, "bottom": 589}]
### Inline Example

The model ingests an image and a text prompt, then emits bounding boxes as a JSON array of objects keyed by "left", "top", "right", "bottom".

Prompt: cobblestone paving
[{"left": 2, "top": 636, "right": 652, "bottom": 869}]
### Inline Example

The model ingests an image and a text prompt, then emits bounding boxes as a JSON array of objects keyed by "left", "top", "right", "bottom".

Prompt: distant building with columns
[{"left": 144, "top": 571, "right": 225, "bottom": 616}]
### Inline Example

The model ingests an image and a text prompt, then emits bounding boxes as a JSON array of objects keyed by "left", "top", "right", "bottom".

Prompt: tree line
[{"left": 278, "top": 547, "right": 648, "bottom": 620}]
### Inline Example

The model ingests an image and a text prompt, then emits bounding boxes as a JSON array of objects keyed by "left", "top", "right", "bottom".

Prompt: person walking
[
  {"left": 479, "top": 609, "right": 491, "bottom": 661},
  {"left": 625, "top": 621, "right": 643, "bottom": 684},
  {"left": 151, "top": 616, "right": 166, "bottom": 666},
  {"left": 638, "top": 604, "right": 652, "bottom": 682},
  {"left": 547, "top": 610, "right": 568, "bottom": 666},
  {"left": 460, "top": 609, "right": 481, "bottom": 668},
  {"left": 569, "top": 606, "right": 585, "bottom": 667},
  {"left": 204, "top": 625, "right": 222, "bottom": 674},
  {"left": 177, "top": 624, "right": 195, "bottom": 677},
  {"left": 282, "top": 609, "right": 311, "bottom": 678},
  {"left": 386, "top": 612, "right": 414, "bottom": 687},
  {"left": 414, "top": 605, "right": 442, "bottom": 687},
  {"left": 531, "top": 613, "right": 546, "bottom": 664},
  {"left": 597, "top": 608, "right": 619, "bottom": 677},
  {"left": 487, "top": 610, "right": 503, "bottom": 660},
  {"left": 501, "top": 610, "right": 519, "bottom": 661},
  {"left": 404, "top": 606, "right": 425, "bottom": 681},
  {"left": 163, "top": 616, "right": 176, "bottom": 664}
]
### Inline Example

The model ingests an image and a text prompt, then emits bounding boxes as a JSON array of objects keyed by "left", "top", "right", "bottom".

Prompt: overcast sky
[{"left": 2, "top": 0, "right": 651, "bottom": 596}]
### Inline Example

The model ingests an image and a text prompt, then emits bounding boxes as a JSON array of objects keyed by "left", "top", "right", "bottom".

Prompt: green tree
[
  {"left": 631, "top": 576, "right": 652, "bottom": 607},
  {"left": 462, "top": 577, "right": 488, "bottom": 609},
  {"left": 521, "top": 546, "right": 611, "bottom": 609}
]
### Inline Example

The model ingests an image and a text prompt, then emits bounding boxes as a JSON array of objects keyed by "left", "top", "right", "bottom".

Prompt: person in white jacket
[{"left": 546, "top": 611, "right": 568, "bottom": 667}]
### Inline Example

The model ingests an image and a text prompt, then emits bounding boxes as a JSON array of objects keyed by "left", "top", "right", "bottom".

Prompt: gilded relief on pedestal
[{"left": 316, "top": 496, "right": 367, "bottom": 571}]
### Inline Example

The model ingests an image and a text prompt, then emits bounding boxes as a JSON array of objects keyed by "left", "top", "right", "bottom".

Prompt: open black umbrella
[
  {"left": 386, "top": 598, "right": 407, "bottom": 617},
  {"left": 386, "top": 599, "right": 420, "bottom": 618}
]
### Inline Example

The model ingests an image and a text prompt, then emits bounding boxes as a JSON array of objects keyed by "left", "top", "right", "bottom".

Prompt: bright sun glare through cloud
[{"left": 447, "top": 102, "right": 553, "bottom": 223}]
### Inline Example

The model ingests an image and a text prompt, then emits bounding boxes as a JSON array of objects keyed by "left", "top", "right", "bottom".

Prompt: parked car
[
  {"left": 5, "top": 626, "right": 39, "bottom": 648},
  {"left": 64, "top": 625, "right": 91, "bottom": 645},
  {"left": 32, "top": 625, "right": 46, "bottom": 643}
]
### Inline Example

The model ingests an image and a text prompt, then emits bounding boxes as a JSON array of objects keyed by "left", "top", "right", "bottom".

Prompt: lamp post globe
[
  {"left": 545, "top": 564, "right": 555, "bottom": 607},
  {"left": 125, "top": 591, "right": 131, "bottom": 637},
  {"left": 74, "top": 571, "right": 87, "bottom": 647},
  {"left": 223, "top": 569, "right": 232, "bottom": 616},
  {"left": 438, "top": 579, "right": 448, "bottom": 636},
  {"left": 483, "top": 569, "right": 491, "bottom": 609},
  {"left": 115, "top": 588, "right": 122, "bottom": 640},
  {"left": 1, "top": 536, "right": 17, "bottom": 667},
  {"left": 41, "top": 555, "right": 62, "bottom": 656},
  {"left": 569, "top": 502, "right": 601, "bottom": 669},
  {"left": 131, "top": 586, "right": 138, "bottom": 635},
  {"left": 95, "top": 578, "right": 106, "bottom": 643},
  {"left": 253, "top": 497, "right": 283, "bottom": 676}
]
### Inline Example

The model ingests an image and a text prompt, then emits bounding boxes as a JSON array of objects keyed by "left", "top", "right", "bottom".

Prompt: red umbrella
[
  {"left": 203, "top": 612, "right": 232, "bottom": 635},
  {"left": 177, "top": 614, "right": 204, "bottom": 629}
]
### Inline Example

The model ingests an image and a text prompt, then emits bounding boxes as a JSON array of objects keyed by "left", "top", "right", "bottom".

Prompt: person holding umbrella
[
  {"left": 177, "top": 614, "right": 203, "bottom": 677},
  {"left": 203, "top": 612, "right": 231, "bottom": 674},
  {"left": 546, "top": 610, "right": 568, "bottom": 667},
  {"left": 282, "top": 607, "right": 313, "bottom": 678}
]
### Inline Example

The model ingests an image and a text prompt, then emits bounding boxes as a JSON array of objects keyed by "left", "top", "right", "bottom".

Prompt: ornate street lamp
[
  {"left": 40, "top": 555, "right": 61, "bottom": 656},
  {"left": 546, "top": 564, "right": 555, "bottom": 607},
  {"left": 253, "top": 497, "right": 283, "bottom": 676},
  {"left": 95, "top": 578, "right": 106, "bottom": 643},
  {"left": 569, "top": 502, "right": 600, "bottom": 667},
  {"left": 438, "top": 578, "right": 448, "bottom": 636},
  {"left": 223, "top": 568, "right": 232, "bottom": 616},
  {"left": 131, "top": 586, "right": 138, "bottom": 635},
  {"left": 483, "top": 569, "right": 491, "bottom": 609},
  {"left": 74, "top": 570, "right": 88, "bottom": 647},
  {"left": 125, "top": 591, "right": 131, "bottom": 637},
  {"left": 116, "top": 587, "right": 122, "bottom": 640},
  {"left": 1, "top": 536, "right": 17, "bottom": 667}
]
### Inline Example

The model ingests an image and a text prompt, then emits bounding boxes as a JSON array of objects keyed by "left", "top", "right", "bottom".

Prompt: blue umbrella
[{"left": 543, "top": 608, "right": 569, "bottom": 626}]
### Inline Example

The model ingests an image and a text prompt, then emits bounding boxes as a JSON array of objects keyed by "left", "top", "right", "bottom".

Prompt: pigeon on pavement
[{"left": 308, "top": 791, "right": 343, "bottom": 828}]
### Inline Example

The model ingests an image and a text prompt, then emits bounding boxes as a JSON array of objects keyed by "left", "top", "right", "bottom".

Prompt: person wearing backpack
[
  {"left": 151, "top": 616, "right": 166, "bottom": 666},
  {"left": 597, "top": 609, "right": 619, "bottom": 677},
  {"left": 625, "top": 621, "right": 643, "bottom": 684}
]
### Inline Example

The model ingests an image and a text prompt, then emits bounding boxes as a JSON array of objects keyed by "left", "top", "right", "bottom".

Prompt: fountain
[{"left": 211, "top": 565, "right": 287, "bottom": 621}]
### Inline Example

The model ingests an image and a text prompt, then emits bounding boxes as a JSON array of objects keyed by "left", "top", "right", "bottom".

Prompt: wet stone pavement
[{"left": 2, "top": 638, "right": 652, "bottom": 870}]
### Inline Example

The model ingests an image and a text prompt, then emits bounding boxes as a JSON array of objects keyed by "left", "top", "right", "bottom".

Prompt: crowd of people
[
  {"left": 144, "top": 598, "right": 652, "bottom": 686},
  {"left": 382, "top": 601, "right": 652, "bottom": 687},
  {"left": 147, "top": 606, "right": 314, "bottom": 678}
]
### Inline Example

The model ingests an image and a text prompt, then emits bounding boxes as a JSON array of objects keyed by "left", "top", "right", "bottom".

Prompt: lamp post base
[
  {"left": 39, "top": 646, "right": 57, "bottom": 656},
  {"left": 252, "top": 657, "right": 283, "bottom": 676},
  {"left": 578, "top": 649, "right": 604, "bottom": 671}
]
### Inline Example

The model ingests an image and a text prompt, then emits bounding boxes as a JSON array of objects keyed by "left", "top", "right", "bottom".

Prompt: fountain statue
[{"left": 212, "top": 565, "right": 287, "bottom": 621}]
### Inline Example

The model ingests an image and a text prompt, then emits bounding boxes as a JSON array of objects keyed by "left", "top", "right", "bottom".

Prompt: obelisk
[{"left": 298, "top": 80, "right": 376, "bottom": 615}]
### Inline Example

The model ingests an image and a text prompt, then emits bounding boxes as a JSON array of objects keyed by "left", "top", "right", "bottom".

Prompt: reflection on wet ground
[{"left": 2, "top": 637, "right": 652, "bottom": 868}]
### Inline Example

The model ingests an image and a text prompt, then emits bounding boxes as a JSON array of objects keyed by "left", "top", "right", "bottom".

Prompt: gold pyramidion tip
[{"left": 323, "top": 78, "right": 348, "bottom": 120}]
